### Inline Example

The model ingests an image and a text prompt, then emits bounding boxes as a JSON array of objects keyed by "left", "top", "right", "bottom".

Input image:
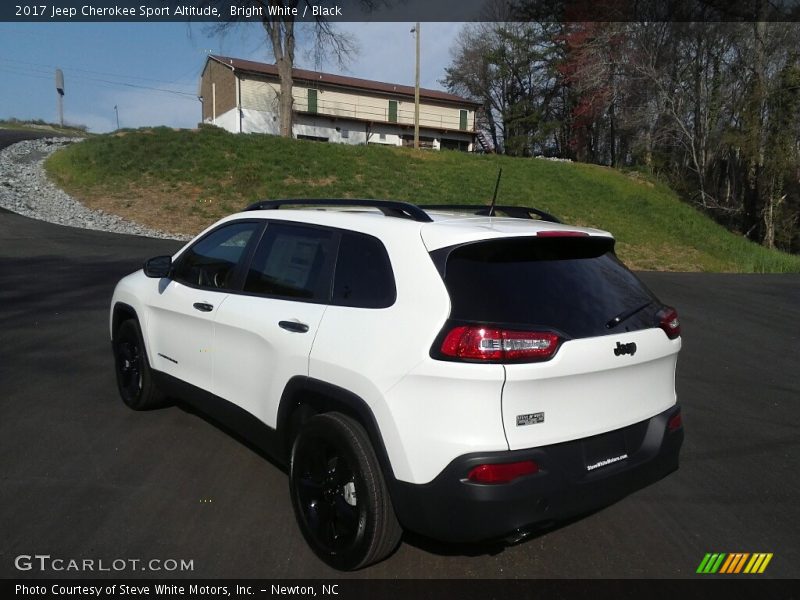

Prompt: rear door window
[
  {"left": 434, "top": 237, "right": 659, "bottom": 338},
  {"left": 243, "top": 222, "right": 336, "bottom": 303}
]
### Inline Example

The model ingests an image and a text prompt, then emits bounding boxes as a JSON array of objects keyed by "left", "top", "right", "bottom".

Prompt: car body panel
[
  {"left": 212, "top": 294, "right": 327, "bottom": 427},
  {"left": 308, "top": 223, "right": 457, "bottom": 483},
  {"left": 382, "top": 359, "right": 508, "bottom": 483},
  {"left": 143, "top": 279, "right": 228, "bottom": 392},
  {"left": 502, "top": 328, "right": 680, "bottom": 450}
]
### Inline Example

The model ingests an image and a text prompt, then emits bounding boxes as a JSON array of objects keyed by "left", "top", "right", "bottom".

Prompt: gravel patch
[{"left": 0, "top": 137, "right": 190, "bottom": 240}]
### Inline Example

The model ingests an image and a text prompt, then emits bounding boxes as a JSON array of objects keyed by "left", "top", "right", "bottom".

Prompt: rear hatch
[{"left": 429, "top": 235, "right": 680, "bottom": 451}]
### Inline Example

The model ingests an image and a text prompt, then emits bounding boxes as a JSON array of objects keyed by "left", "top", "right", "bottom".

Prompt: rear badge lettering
[
  {"left": 587, "top": 454, "right": 628, "bottom": 471},
  {"left": 614, "top": 341, "right": 637, "bottom": 356},
  {"left": 516, "top": 412, "right": 544, "bottom": 426}
]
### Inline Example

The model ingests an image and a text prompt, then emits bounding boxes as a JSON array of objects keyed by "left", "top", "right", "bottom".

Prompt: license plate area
[{"left": 583, "top": 430, "right": 628, "bottom": 472}]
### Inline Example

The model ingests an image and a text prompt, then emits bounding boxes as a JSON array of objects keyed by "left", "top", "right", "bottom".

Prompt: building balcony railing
[{"left": 293, "top": 96, "right": 473, "bottom": 132}]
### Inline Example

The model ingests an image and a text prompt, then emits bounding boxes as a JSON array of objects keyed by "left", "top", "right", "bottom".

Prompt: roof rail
[
  {"left": 245, "top": 198, "right": 433, "bottom": 223},
  {"left": 419, "top": 204, "right": 561, "bottom": 223}
]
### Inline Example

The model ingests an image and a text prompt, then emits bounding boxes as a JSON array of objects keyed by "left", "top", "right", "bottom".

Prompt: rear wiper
[{"left": 605, "top": 301, "right": 653, "bottom": 329}]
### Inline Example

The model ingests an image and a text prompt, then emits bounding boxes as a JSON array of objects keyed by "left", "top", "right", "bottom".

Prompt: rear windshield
[{"left": 433, "top": 237, "right": 660, "bottom": 339}]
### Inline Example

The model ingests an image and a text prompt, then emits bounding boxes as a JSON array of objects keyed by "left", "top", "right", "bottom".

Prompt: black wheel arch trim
[
  {"left": 277, "top": 376, "right": 398, "bottom": 483},
  {"left": 111, "top": 302, "right": 139, "bottom": 342},
  {"left": 143, "top": 372, "right": 400, "bottom": 489}
]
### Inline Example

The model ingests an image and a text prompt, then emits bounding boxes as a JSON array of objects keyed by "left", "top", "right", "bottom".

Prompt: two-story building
[{"left": 199, "top": 55, "right": 479, "bottom": 151}]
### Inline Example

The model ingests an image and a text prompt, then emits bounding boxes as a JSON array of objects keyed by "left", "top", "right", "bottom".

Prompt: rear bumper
[{"left": 390, "top": 405, "right": 683, "bottom": 543}]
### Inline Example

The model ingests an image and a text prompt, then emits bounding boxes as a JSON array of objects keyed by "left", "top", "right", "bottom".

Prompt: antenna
[{"left": 489, "top": 168, "right": 502, "bottom": 216}]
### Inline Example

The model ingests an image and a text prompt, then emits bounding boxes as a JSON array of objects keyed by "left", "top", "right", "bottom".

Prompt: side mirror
[{"left": 143, "top": 255, "right": 172, "bottom": 278}]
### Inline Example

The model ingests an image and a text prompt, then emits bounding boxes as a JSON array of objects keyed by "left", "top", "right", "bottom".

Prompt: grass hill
[
  {"left": 0, "top": 118, "right": 90, "bottom": 137},
  {"left": 45, "top": 125, "right": 800, "bottom": 272}
]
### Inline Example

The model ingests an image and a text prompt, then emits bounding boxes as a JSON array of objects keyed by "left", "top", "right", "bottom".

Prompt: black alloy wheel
[
  {"left": 116, "top": 337, "right": 143, "bottom": 400},
  {"left": 113, "top": 319, "right": 166, "bottom": 410},
  {"left": 294, "top": 437, "right": 363, "bottom": 553},
  {"left": 289, "top": 412, "right": 402, "bottom": 570}
]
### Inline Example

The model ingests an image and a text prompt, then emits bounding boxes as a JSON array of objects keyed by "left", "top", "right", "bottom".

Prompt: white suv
[{"left": 110, "top": 199, "right": 683, "bottom": 570}]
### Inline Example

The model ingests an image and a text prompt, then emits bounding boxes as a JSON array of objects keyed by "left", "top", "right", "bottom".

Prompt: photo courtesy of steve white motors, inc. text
[
  {"left": 15, "top": 584, "right": 342, "bottom": 597},
  {"left": 12, "top": 3, "right": 344, "bottom": 19}
]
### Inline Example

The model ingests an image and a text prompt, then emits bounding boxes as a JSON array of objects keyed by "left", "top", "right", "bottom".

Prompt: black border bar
[
  {"left": 7, "top": 579, "right": 800, "bottom": 600},
  {"left": 3, "top": 0, "right": 800, "bottom": 23}
]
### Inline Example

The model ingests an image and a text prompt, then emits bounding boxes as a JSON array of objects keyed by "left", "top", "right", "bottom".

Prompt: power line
[
  {"left": 72, "top": 75, "right": 196, "bottom": 97},
  {"left": 0, "top": 56, "right": 194, "bottom": 87},
  {"left": 0, "top": 67, "right": 52, "bottom": 81},
  {"left": 0, "top": 62, "right": 196, "bottom": 98}
]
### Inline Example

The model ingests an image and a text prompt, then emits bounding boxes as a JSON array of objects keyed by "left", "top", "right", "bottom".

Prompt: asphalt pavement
[
  {"left": 1, "top": 131, "right": 798, "bottom": 580},
  {"left": 0, "top": 128, "right": 63, "bottom": 146}
]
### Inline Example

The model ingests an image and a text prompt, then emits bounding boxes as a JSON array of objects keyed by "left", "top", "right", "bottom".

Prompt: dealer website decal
[{"left": 696, "top": 552, "right": 773, "bottom": 574}]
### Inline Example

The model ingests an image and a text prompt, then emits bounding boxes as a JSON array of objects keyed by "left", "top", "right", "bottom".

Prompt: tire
[
  {"left": 289, "top": 412, "right": 402, "bottom": 570},
  {"left": 113, "top": 319, "right": 167, "bottom": 411}
]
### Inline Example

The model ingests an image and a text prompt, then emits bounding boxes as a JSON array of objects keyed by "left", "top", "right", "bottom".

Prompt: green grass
[
  {"left": 45, "top": 125, "right": 800, "bottom": 272},
  {"left": 0, "top": 118, "right": 91, "bottom": 137}
]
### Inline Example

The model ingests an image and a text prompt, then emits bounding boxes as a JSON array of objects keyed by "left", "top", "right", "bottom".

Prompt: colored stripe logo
[{"left": 696, "top": 553, "right": 773, "bottom": 574}]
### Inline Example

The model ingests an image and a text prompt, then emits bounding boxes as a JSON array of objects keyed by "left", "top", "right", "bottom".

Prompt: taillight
[
  {"left": 467, "top": 460, "right": 539, "bottom": 484},
  {"left": 658, "top": 307, "right": 681, "bottom": 339},
  {"left": 440, "top": 325, "right": 560, "bottom": 363},
  {"left": 668, "top": 411, "right": 683, "bottom": 432}
]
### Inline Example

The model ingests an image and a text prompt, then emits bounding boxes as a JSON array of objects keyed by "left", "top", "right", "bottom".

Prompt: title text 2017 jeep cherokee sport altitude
[{"left": 110, "top": 200, "right": 683, "bottom": 570}]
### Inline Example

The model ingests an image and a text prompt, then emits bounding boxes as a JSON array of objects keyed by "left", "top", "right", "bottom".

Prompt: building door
[{"left": 308, "top": 89, "right": 318, "bottom": 114}]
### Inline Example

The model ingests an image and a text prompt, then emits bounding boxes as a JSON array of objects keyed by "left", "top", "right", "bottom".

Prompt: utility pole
[
  {"left": 114, "top": 105, "right": 120, "bottom": 130},
  {"left": 411, "top": 22, "right": 420, "bottom": 150},
  {"left": 55, "top": 69, "right": 65, "bottom": 127}
]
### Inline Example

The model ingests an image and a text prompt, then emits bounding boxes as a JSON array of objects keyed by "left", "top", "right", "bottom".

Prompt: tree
[
  {"left": 208, "top": 1, "right": 359, "bottom": 137},
  {"left": 763, "top": 57, "right": 800, "bottom": 249},
  {"left": 443, "top": 12, "right": 800, "bottom": 253},
  {"left": 442, "top": 19, "right": 563, "bottom": 156},
  {"left": 441, "top": 23, "right": 502, "bottom": 150},
  {"left": 558, "top": 22, "right": 627, "bottom": 164},
  {"left": 736, "top": 20, "right": 800, "bottom": 247}
]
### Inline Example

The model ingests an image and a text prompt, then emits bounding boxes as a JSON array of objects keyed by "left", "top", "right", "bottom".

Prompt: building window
[
  {"left": 308, "top": 89, "right": 318, "bottom": 114},
  {"left": 388, "top": 100, "right": 398, "bottom": 123},
  {"left": 441, "top": 138, "right": 470, "bottom": 152},
  {"left": 379, "top": 133, "right": 386, "bottom": 141},
  {"left": 401, "top": 135, "right": 435, "bottom": 149},
  {"left": 459, "top": 109, "right": 468, "bottom": 131},
  {"left": 297, "top": 134, "right": 328, "bottom": 142},
  {"left": 340, "top": 129, "right": 349, "bottom": 139}
]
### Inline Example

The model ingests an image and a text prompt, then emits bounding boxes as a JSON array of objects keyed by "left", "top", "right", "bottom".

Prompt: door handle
[
  {"left": 193, "top": 302, "right": 214, "bottom": 312},
  {"left": 279, "top": 320, "right": 309, "bottom": 333}
]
